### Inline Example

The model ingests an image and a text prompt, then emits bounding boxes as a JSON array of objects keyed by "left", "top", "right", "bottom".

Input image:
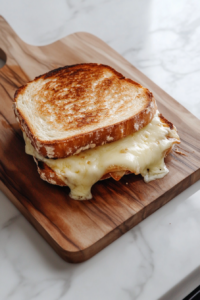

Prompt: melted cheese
[{"left": 24, "top": 111, "right": 180, "bottom": 200}]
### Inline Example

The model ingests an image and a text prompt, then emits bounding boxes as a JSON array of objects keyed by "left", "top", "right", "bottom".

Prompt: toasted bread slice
[{"left": 14, "top": 63, "right": 157, "bottom": 159}]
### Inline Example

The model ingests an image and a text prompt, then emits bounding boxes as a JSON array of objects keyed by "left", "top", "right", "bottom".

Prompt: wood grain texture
[{"left": 0, "top": 16, "right": 200, "bottom": 263}]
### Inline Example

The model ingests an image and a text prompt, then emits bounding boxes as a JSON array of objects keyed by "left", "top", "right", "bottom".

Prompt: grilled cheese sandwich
[{"left": 14, "top": 63, "right": 180, "bottom": 200}]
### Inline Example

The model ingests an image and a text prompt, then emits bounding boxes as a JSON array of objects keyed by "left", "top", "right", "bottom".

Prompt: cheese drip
[{"left": 24, "top": 111, "right": 180, "bottom": 200}]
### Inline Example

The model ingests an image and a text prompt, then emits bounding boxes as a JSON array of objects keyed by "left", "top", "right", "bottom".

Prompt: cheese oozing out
[{"left": 24, "top": 111, "right": 180, "bottom": 200}]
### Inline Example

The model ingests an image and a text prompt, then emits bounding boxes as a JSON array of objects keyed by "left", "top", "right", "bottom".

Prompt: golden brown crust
[{"left": 14, "top": 63, "right": 157, "bottom": 159}]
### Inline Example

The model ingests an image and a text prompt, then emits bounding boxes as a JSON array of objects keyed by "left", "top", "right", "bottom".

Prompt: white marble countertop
[{"left": 0, "top": 0, "right": 200, "bottom": 299}]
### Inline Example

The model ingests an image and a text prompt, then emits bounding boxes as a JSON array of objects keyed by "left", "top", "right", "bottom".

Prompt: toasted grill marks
[
  {"left": 14, "top": 63, "right": 157, "bottom": 158},
  {"left": 35, "top": 64, "right": 141, "bottom": 131}
]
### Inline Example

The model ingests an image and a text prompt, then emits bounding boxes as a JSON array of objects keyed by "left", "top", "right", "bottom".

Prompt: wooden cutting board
[{"left": 0, "top": 16, "right": 200, "bottom": 263}]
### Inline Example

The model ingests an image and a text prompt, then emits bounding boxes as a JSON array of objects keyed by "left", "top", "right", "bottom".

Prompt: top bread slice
[{"left": 14, "top": 63, "right": 157, "bottom": 158}]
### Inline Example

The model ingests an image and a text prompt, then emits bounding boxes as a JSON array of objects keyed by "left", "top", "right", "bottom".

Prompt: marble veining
[
  {"left": 122, "top": 227, "right": 154, "bottom": 299},
  {"left": 0, "top": 0, "right": 200, "bottom": 299}
]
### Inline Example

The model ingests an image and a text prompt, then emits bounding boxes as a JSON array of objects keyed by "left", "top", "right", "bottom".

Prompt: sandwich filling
[{"left": 24, "top": 111, "right": 180, "bottom": 200}]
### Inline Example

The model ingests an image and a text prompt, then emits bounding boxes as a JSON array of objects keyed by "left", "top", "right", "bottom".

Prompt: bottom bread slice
[
  {"left": 24, "top": 111, "right": 180, "bottom": 200},
  {"left": 34, "top": 157, "right": 132, "bottom": 186}
]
